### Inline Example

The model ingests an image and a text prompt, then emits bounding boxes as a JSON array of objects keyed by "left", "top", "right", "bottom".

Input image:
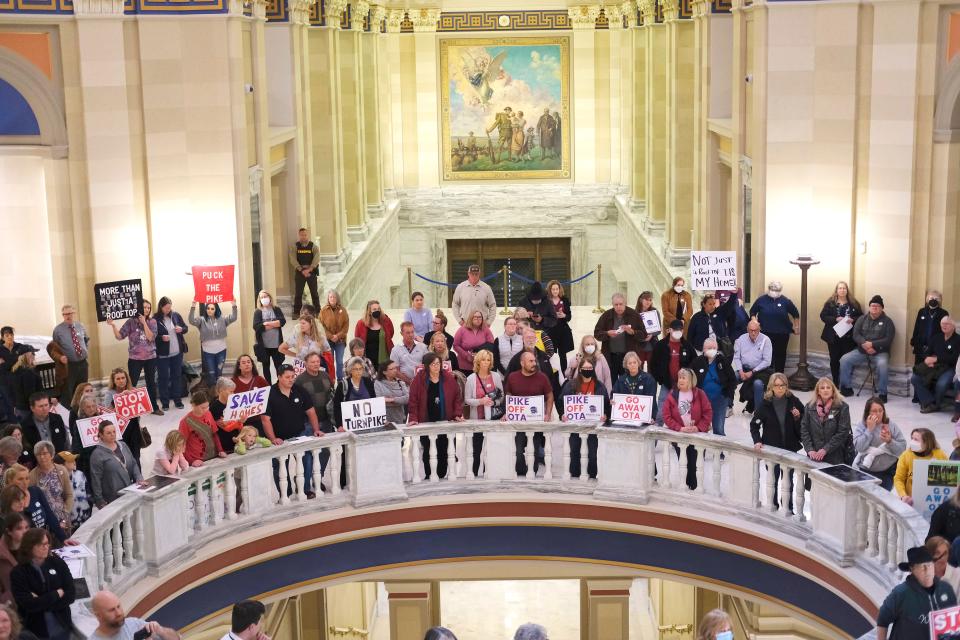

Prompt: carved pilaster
[
  {"left": 250, "top": 0, "right": 267, "bottom": 20},
  {"left": 661, "top": 0, "right": 679, "bottom": 21},
  {"left": 349, "top": 0, "right": 369, "bottom": 29},
  {"left": 568, "top": 4, "right": 601, "bottom": 29},
  {"left": 621, "top": 0, "right": 638, "bottom": 27},
  {"left": 690, "top": 0, "right": 709, "bottom": 17},
  {"left": 289, "top": 0, "right": 312, "bottom": 25},
  {"left": 385, "top": 8, "right": 405, "bottom": 32},
  {"left": 409, "top": 7, "right": 440, "bottom": 32},
  {"left": 73, "top": 0, "right": 124, "bottom": 16},
  {"left": 637, "top": 0, "right": 656, "bottom": 25},
  {"left": 605, "top": 4, "right": 625, "bottom": 28},
  {"left": 323, "top": 0, "right": 348, "bottom": 28},
  {"left": 369, "top": 4, "right": 386, "bottom": 32}
]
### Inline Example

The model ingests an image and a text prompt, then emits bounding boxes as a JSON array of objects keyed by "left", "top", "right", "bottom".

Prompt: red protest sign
[
  {"left": 191, "top": 265, "right": 235, "bottom": 303},
  {"left": 114, "top": 388, "right": 153, "bottom": 421},
  {"left": 931, "top": 604, "right": 960, "bottom": 639},
  {"left": 98, "top": 405, "right": 128, "bottom": 434}
]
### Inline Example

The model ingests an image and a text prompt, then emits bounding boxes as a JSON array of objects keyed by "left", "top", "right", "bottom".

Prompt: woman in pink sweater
[
  {"left": 662, "top": 367, "right": 713, "bottom": 490},
  {"left": 453, "top": 310, "right": 495, "bottom": 375}
]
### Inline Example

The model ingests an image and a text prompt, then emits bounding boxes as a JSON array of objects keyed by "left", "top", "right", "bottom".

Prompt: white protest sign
[
  {"left": 293, "top": 358, "right": 307, "bottom": 377},
  {"left": 342, "top": 397, "right": 388, "bottom": 431},
  {"left": 912, "top": 459, "right": 960, "bottom": 521},
  {"left": 690, "top": 251, "right": 738, "bottom": 291},
  {"left": 113, "top": 388, "right": 153, "bottom": 422},
  {"left": 640, "top": 311, "right": 661, "bottom": 335},
  {"left": 76, "top": 412, "right": 119, "bottom": 448},
  {"left": 505, "top": 395, "right": 545, "bottom": 422},
  {"left": 563, "top": 395, "right": 603, "bottom": 423},
  {"left": 223, "top": 387, "right": 270, "bottom": 422},
  {"left": 611, "top": 394, "right": 654, "bottom": 426}
]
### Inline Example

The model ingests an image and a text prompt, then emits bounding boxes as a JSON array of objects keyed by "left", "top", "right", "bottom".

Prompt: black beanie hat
[{"left": 869, "top": 295, "right": 884, "bottom": 307}]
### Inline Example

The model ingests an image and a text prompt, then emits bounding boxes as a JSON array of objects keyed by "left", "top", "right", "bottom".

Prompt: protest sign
[
  {"left": 640, "top": 311, "right": 661, "bottom": 336},
  {"left": 690, "top": 251, "right": 738, "bottom": 291},
  {"left": 222, "top": 387, "right": 270, "bottom": 422},
  {"left": 611, "top": 394, "right": 654, "bottom": 426},
  {"left": 293, "top": 358, "right": 307, "bottom": 377},
  {"left": 563, "top": 395, "right": 603, "bottom": 423},
  {"left": 506, "top": 395, "right": 545, "bottom": 422},
  {"left": 191, "top": 265, "right": 235, "bottom": 304},
  {"left": 76, "top": 413, "right": 118, "bottom": 448},
  {"left": 113, "top": 388, "right": 153, "bottom": 422},
  {"left": 97, "top": 405, "right": 128, "bottom": 434},
  {"left": 931, "top": 604, "right": 960, "bottom": 640},
  {"left": 913, "top": 460, "right": 960, "bottom": 521},
  {"left": 342, "top": 397, "right": 388, "bottom": 431},
  {"left": 93, "top": 279, "right": 143, "bottom": 322},
  {"left": 414, "top": 360, "right": 452, "bottom": 375}
]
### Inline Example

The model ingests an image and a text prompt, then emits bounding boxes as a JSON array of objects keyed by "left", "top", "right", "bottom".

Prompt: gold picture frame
[{"left": 440, "top": 36, "right": 571, "bottom": 181}]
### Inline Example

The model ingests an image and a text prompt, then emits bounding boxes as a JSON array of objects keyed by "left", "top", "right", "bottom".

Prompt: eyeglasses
[{"left": 772, "top": 382, "right": 787, "bottom": 388}]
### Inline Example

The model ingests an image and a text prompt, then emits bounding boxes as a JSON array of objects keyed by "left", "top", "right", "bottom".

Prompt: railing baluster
[
  {"left": 465, "top": 431, "right": 474, "bottom": 479},
  {"left": 711, "top": 448, "right": 722, "bottom": 496},
  {"left": 111, "top": 522, "right": 123, "bottom": 574},
  {"left": 678, "top": 441, "right": 689, "bottom": 491},
  {"left": 446, "top": 432, "right": 456, "bottom": 481},
  {"left": 293, "top": 452, "right": 305, "bottom": 500},
  {"left": 211, "top": 472, "right": 222, "bottom": 525},
  {"left": 866, "top": 502, "right": 878, "bottom": 556},
  {"left": 544, "top": 431, "right": 553, "bottom": 480},
  {"left": 278, "top": 456, "right": 290, "bottom": 506},
  {"left": 408, "top": 437, "right": 420, "bottom": 484},
  {"left": 660, "top": 441, "right": 672, "bottom": 489},
  {"left": 225, "top": 468, "right": 237, "bottom": 519},
  {"left": 877, "top": 508, "right": 889, "bottom": 562},
  {"left": 194, "top": 479, "right": 206, "bottom": 527},
  {"left": 428, "top": 434, "right": 439, "bottom": 483},
  {"left": 856, "top": 497, "right": 867, "bottom": 549},
  {"left": 312, "top": 449, "right": 322, "bottom": 497},
  {"left": 99, "top": 534, "right": 110, "bottom": 585},
  {"left": 241, "top": 467, "right": 251, "bottom": 514},
  {"left": 122, "top": 513, "right": 133, "bottom": 567},
  {"left": 778, "top": 465, "right": 791, "bottom": 517},
  {"left": 525, "top": 432, "right": 534, "bottom": 479},
  {"left": 331, "top": 446, "right": 342, "bottom": 495},
  {"left": 695, "top": 446, "right": 705, "bottom": 494},
  {"left": 751, "top": 457, "right": 761, "bottom": 508},
  {"left": 886, "top": 514, "right": 899, "bottom": 569},
  {"left": 133, "top": 508, "right": 144, "bottom": 560},
  {"left": 794, "top": 470, "right": 807, "bottom": 522},
  {"left": 579, "top": 433, "right": 589, "bottom": 483},
  {"left": 765, "top": 462, "right": 778, "bottom": 511},
  {"left": 563, "top": 435, "right": 571, "bottom": 481}
]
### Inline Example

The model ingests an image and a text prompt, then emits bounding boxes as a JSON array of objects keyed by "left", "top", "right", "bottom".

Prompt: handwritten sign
[
  {"left": 113, "top": 388, "right": 153, "bottom": 422},
  {"left": 931, "top": 605, "right": 960, "bottom": 639},
  {"left": 342, "top": 397, "right": 388, "bottom": 431},
  {"left": 191, "top": 265, "right": 235, "bottom": 304},
  {"left": 506, "top": 395, "right": 544, "bottom": 422},
  {"left": 912, "top": 459, "right": 960, "bottom": 521},
  {"left": 563, "top": 395, "right": 603, "bottom": 423},
  {"left": 611, "top": 394, "right": 654, "bottom": 426},
  {"left": 93, "top": 279, "right": 143, "bottom": 322},
  {"left": 76, "top": 412, "right": 119, "bottom": 448},
  {"left": 223, "top": 387, "right": 270, "bottom": 422},
  {"left": 640, "top": 311, "right": 661, "bottom": 335},
  {"left": 293, "top": 358, "right": 307, "bottom": 377},
  {"left": 690, "top": 251, "right": 738, "bottom": 291},
  {"left": 97, "top": 406, "right": 128, "bottom": 433}
]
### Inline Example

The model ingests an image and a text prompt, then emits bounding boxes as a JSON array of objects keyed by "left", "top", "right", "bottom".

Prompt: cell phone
[{"left": 133, "top": 628, "right": 152, "bottom": 640}]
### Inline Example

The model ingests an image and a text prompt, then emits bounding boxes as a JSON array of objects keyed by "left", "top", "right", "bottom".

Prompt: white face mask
[
  {"left": 704, "top": 349, "right": 718, "bottom": 359},
  {"left": 768, "top": 290, "right": 781, "bottom": 299},
  {"left": 716, "top": 632, "right": 733, "bottom": 640},
  {"left": 910, "top": 440, "right": 924, "bottom": 453},
  {"left": 671, "top": 330, "right": 683, "bottom": 341},
  {"left": 260, "top": 297, "right": 270, "bottom": 306},
  {"left": 584, "top": 345, "right": 596, "bottom": 355},
  {"left": 674, "top": 285, "right": 684, "bottom": 294}
]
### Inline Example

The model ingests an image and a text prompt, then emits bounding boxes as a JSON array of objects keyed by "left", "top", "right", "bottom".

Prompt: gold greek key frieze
[{"left": 437, "top": 10, "right": 571, "bottom": 31}]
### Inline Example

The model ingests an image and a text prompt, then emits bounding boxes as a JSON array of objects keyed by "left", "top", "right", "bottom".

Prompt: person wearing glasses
[{"left": 50, "top": 305, "right": 89, "bottom": 405}]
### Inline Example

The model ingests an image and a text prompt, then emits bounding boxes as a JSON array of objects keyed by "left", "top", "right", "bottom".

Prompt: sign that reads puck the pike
[
  {"left": 191, "top": 265, "right": 235, "bottom": 304},
  {"left": 342, "top": 397, "right": 388, "bottom": 432},
  {"left": 93, "top": 279, "right": 144, "bottom": 322}
]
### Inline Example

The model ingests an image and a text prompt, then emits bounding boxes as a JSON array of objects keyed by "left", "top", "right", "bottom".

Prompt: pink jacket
[
  {"left": 453, "top": 325, "right": 495, "bottom": 372},
  {"left": 662, "top": 387, "right": 713, "bottom": 433}
]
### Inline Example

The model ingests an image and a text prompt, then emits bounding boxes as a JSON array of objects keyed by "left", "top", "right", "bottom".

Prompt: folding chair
[{"left": 857, "top": 357, "right": 877, "bottom": 396}]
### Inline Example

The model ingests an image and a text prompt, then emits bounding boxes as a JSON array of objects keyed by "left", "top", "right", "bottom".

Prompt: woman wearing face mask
[
  {"left": 661, "top": 277, "right": 693, "bottom": 338},
  {"left": 749, "top": 281, "right": 800, "bottom": 374},
  {"left": 800, "top": 377, "right": 852, "bottom": 465},
  {"left": 559, "top": 359, "right": 610, "bottom": 478},
  {"left": 696, "top": 609, "right": 733, "bottom": 640},
  {"left": 911, "top": 290, "right": 949, "bottom": 367},
  {"left": 852, "top": 397, "right": 906, "bottom": 490},
  {"left": 690, "top": 338, "right": 737, "bottom": 436},
  {"left": 895, "top": 427, "right": 946, "bottom": 505},
  {"left": 252, "top": 290, "right": 286, "bottom": 384},
  {"left": 634, "top": 291, "right": 660, "bottom": 370},
  {"left": 651, "top": 320, "right": 696, "bottom": 424},
  {"left": 565, "top": 335, "right": 613, "bottom": 392},
  {"left": 354, "top": 300, "right": 395, "bottom": 367}
]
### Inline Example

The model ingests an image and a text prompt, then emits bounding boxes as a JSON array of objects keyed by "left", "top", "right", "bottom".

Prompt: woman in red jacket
[
  {"left": 354, "top": 300, "right": 395, "bottom": 368},
  {"left": 663, "top": 367, "right": 713, "bottom": 490},
  {"left": 408, "top": 353, "right": 464, "bottom": 480},
  {"left": 177, "top": 390, "right": 227, "bottom": 467}
]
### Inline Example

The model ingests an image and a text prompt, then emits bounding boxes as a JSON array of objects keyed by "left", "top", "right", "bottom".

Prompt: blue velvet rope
[
  {"left": 414, "top": 269, "right": 594, "bottom": 289},
  {"left": 413, "top": 270, "right": 502, "bottom": 288},
  {"left": 508, "top": 270, "right": 595, "bottom": 286}
]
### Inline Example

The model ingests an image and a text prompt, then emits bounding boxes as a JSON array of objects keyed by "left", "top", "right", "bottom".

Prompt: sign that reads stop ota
[
  {"left": 76, "top": 412, "right": 119, "bottom": 448},
  {"left": 506, "top": 395, "right": 545, "bottom": 422},
  {"left": 611, "top": 394, "right": 654, "bottom": 426},
  {"left": 113, "top": 388, "right": 153, "bottom": 422},
  {"left": 342, "top": 397, "right": 388, "bottom": 432},
  {"left": 191, "top": 265, "right": 235, "bottom": 304},
  {"left": 930, "top": 604, "right": 960, "bottom": 639}
]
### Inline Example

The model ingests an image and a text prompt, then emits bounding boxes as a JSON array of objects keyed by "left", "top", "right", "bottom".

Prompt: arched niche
[{"left": 0, "top": 46, "right": 67, "bottom": 150}]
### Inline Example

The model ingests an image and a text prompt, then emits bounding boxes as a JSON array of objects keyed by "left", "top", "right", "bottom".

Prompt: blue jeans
[
  {"left": 301, "top": 423, "right": 331, "bottom": 494},
  {"left": 839, "top": 350, "right": 889, "bottom": 394},
  {"left": 912, "top": 370, "right": 956, "bottom": 407},
  {"left": 656, "top": 385, "right": 669, "bottom": 425},
  {"left": 157, "top": 353, "right": 184, "bottom": 407},
  {"left": 331, "top": 340, "right": 346, "bottom": 379},
  {"left": 128, "top": 358, "right": 158, "bottom": 410},
  {"left": 202, "top": 349, "right": 227, "bottom": 387},
  {"left": 708, "top": 394, "right": 727, "bottom": 435}
]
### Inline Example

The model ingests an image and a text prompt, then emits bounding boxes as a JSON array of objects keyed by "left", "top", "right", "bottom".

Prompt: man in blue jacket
[{"left": 877, "top": 545, "right": 957, "bottom": 640}]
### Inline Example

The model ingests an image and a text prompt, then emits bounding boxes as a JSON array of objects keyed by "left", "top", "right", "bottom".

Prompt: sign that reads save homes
[
  {"left": 913, "top": 459, "right": 960, "bottom": 521},
  {"left": 76, "top": 412, "right": 119, "bottom": 448},
  {"left": 563, "top": 395, "right": 603, "bottom": 423},
  {"left": 222, "top": 387, "right": 270, "bottom": 422},
  {"left": 191, "top": 265, "right": 235, "bottom": 304},
  {"left": 342, "top": 397, "right": 388, "bottom": 432},
  {"left": 690, "top": 251, "right": 738, "bottom": 291},
  {"left": 506, "top": 395, "right": 545, "bottom": 422},
  {"left": 611, "top": 394, "right": 654, "bottom": 426},
  {"left": 93, "top": 279, "right": 144, "bottom": 322}
]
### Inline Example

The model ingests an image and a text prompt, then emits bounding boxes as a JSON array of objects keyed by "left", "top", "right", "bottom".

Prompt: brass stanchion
[
  {"left": 499, "top": 265, "right": 512, "bottom": 315},
  {"left": 406, "top": 267, "right": 413, "bottom": 301},
  {"left": 593, "top": 263, "right": 605, "bottom": 313}
]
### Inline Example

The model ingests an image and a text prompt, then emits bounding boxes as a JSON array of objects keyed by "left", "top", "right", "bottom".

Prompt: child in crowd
[
  {"left": 233, "top": 426, "right": 272, "bottom": 455},
  {"left": 154, "top": 430, "right": 190, "bottom": 476},
  {"left": 56, "top": 451, "right": 91, "bottom": 529}
]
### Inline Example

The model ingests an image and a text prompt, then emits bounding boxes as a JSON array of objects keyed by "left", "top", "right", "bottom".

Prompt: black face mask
[
  {"left": 371, "top": 310, "right": 382, "bottom": 319},
  {"left": 929, "top": 299, "right": 940, "bottom": 309},
  {"left": 581, "top": 369, "right": 595, "bottom": 379}
]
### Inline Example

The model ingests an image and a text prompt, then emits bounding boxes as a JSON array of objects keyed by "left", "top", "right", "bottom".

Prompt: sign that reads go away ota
[{"left": 611, "top": 394, "right": 654, "bottom": 426}]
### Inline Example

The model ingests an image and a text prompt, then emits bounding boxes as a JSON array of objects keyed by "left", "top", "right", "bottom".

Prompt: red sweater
[
  {"left": 662, "top": 388, "right": 713, "bottom": 433},
  {"left": 178, "top": 411, "right": 225, "bottom": 463},
  {"left": 407, "top": 369, "right": 463, "bottom": 424},
  {"left": 354, "top": 315, "right": 395, "bottom": 359}
]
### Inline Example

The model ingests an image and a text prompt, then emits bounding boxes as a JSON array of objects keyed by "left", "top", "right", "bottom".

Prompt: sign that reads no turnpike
[
  {"left": 342, "top": 397, "right": 388, "bottom": 432},
  {"left": 93, "top": 279, "right": 144, "bottom": 322},
  {"left": 690, "top": 251, "right": 738, "bottom": 291}
]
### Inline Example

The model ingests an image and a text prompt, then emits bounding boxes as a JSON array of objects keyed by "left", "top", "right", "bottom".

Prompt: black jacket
[
  {"left": 153, "top": 311, "right": 189, "bottom": 357},
  {"left": 518, "top": 296, "right": 557, "bottom": 330},
  {"left": 687, "top": 294, "right": 739, "bottom": 352},
  {"left": 11, "top": 554, "right": 75, "bottom": 638},
  {"left": 750, "top": 395, "right": 805, "bottom": 451},
  {"left": 929, "top": 500, "right": 960, "bottom": 544},
  {"left": 253, "top": 307, "right": 287, "bottom": 347},
  {"left": 558, "top": 379, "right": 610, "bottom": 418},
  {"left": 12, "top": 368, "right": 42, "bottom": 412},
  {"left": 24, "top": 486, "right": 67, "bottom": 544},
  {"left": 911, "top": 305, "right": 949, "bottom": 356},
  {"left": 877, "top": 575, "right": 957, "bottom": 640},
  {"left": 923, "top": 332, "right": 960, "bottom": 370},
  {"left": 19, "top": 413, "right": 69, "bottom": 453},
  {"left": 650, "top": 338, "right": 696, "bottom": 389},
  {"left": 331, "top": 377, "right": 377, "bottom": 428},
  {"left": 690, "top": 354, "right": 738, "bottom": 400},
  {"left": 819, "top": 299, "right": 863, "bottom": 344},
  {"left": 507, "top": 348, "right": 561, "bottom": 401}
]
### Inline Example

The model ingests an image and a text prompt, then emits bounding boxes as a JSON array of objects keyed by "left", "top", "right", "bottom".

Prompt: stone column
[
  {"left": 410, "top": 8, "right": 441, "bottom": 188},
  {"left": 374, "top": 6, "right": 396, "bottom": 197},
  {"left": 73, "top": 0, "right": 151, "bottom": 374},
  {"left": 384, "top": 10, "right": 405, "bottom": 189},
  {"left": 691, "top": 0, "right": 708, "bottom": 250},
  {"left": 606, "top": 4, "right": 624, "bottom": 185},
  {"left": 310, "top": 0, "right": 350, "bottom": 266},
  {"left": 569, "top": 5, "right": 601, "bottom": 185},
  {"left": 341, "top": 0, "right": 369, "bottom": 242},
  {"left": 640, "top": 0, "right": 666, "bottom": 233},
  {"left": 290, "top": 0, "right": 318, "bottom": 231},
  {"left": 619, "top": 1, "right": 636, "bottom": 188},
  {"left": 664, "top": 0, "right": 695, "bottom": 258},
  {"left": 630, "top": 1, "right": 647, "bottom": 210},
  {"left": 385, "top": 582, "right": 433, "bottom": 640},
  {"left": 362, "top": 5, "right": 386, "bottom": 213},
  {"left": 585, "top": 579, "right": 632, "bottom": 640}
]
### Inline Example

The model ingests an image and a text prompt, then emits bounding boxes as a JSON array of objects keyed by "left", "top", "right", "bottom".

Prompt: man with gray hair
[
  {"left": 51, "top": 304, "right": 90, "bottom": 404},
  {"left": 593, "top": 292, "right": 642, "bottom": 382},
  {"left": 514, "top": 622, "right": 549, "bottom": 640}
]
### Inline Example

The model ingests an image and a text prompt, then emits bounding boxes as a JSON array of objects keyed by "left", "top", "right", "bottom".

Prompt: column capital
[
  {"left": 323, "top": 0, "right": 348, "bottom": 28},
  {"left": 289, "top": 0, "right": 313, "bottom": 24},
  {"left": 250, "top": 0, "right": 267, "bottom": 20},
  {"left": 385, "top": 8, "right": 404, "bottom": 32},
  {"left": 621, "top": 0, "right": 638, "bottom": 27},
  {"left": 369, "top": 4, "right": 386, "bottom": 31},
  {"left": 73, "top": 0, "right": 124, "bottom": 17},
  {"left": 568, "top": 5, "right": 601, "bottom": 29},
  {"left": 690, "top": 0, "right": 709, "bottom": 17},
  {"left": 637, "top": 0, "right": 656, "bottom": 25},
  {"left": 409, "top": 7, "right": 440, "bottom": 32},
  {"left": 605, "top": 4, "right": 625, "bottom": 28},
  {"left": 350, "top": 0, "right": 369, "bottom": 30},
  {"left": 661, "top": 0, "right": 679, "bottom": 21}
]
